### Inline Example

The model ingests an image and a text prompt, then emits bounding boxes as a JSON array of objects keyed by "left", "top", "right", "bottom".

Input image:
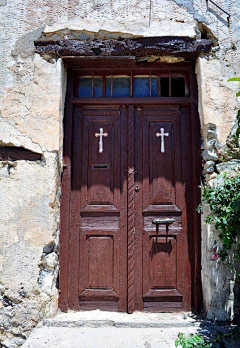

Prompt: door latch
[
  {"left": 152, "top": 218, "right": 175, "bottom": 243},
  {"left": 152, "top": 218, "right": 175, "bottom": 225}
]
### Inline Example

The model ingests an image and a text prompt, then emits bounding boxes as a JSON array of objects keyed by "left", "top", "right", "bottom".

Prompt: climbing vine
[
  {"left": 176, "top": 78, "right": 240, "bottom": 348},
  {"left": 221, "top": 77, "right": 240, "bottom": 161},
  {"left": 222, "top": 124, "right": 240, "bottom": 161},
  {"left": 198, "top": 173, "right": 240, "bottom": 261},
  {"left": 227, "top": 77, "right": 240, "bottom": 98},
  {"left": 198, "top": 77, "right": 240, "bottom": 262}
]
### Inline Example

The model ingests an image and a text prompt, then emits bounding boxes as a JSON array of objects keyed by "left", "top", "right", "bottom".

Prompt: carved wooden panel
[
  {"left": 80, "top": 230, "right": 119, "bottom": 299},
  {"left": 81, "top": 112, "right": 120, "bottom": 208},
  {"left": 142, "top": 110, "right": 180, "bottom": 211},
  {"left": 154, "top": 122, "right": 174, "bottom": 203},
  {"left": 88, "top": 236, "right": 113, "bottom": 289},
  {"left": 89, "top": 122, "right": 113, "bottom": 204},
  {"left": 149, "top": 237, "right": 177, "bottom": 289}
]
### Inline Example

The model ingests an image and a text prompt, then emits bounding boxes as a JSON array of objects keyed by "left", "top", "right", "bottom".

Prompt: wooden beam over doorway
[{"left": 35, "top": 36, "right": 212, "bottom": 59}]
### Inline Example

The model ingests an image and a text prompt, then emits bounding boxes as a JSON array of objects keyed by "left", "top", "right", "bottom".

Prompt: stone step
[
  {"left": 42, "top": 310, "right": 202, "bottom": 328},
  {"left": 22, "top": 326, "right": 201, "bottom": 348},
  {"left": 42, "top": 318, "right": 202, "bottom": 328},
  {"left": 22, "top": 311, "right": 235, "bottom": 348}
]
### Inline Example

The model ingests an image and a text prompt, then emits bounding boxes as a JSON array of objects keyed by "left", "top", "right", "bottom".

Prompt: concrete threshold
[
  {"left": 42, "top": 310, "right": 201, "bottom": 328},
  {"left": 22, "top": 310, "right": 232, "bottom": 348}
]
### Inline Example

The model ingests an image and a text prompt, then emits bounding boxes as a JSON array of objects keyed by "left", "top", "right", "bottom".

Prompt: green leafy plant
[
  {"left": 199, "top": 78, "right": 240, "bottom": 260},
  {"left": 177, "top": 78, "right": 240, "bottom": 348},
  {"left": 221, "top": 106, "right": 240, "bottom": 161},
  {"left": 227, "top": 77, "right": 240, "bottom": 97},
  {"left": 175, "top": 328, "right": 240, "bottom": 348},
  {"left": 199, "top": 174, "right": 240, "bottom": 261},
  {"left": 227, "top": 77, "right": 240, "bottom": 137},
  {"left": 222, "top": 129, "right": 240, "bottom": 160},
  {"left": 175, "top": 333, "right": 212, "bottom": 347}
]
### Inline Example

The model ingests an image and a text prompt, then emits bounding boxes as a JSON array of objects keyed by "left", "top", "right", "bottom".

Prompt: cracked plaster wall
[{"left": 0, "top": 1, "right": 239, "bottom": 347}]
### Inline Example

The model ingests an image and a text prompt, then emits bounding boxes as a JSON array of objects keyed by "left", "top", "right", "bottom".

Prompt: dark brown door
[
  {"left": 72, "top": 106, "right": 128, "bottom": 311},
  {"left": 67, "top": 103, "right": 193, "bottom": 312},
  {"left": 134, "top": 105, "right": 192, "bottom": 312}
]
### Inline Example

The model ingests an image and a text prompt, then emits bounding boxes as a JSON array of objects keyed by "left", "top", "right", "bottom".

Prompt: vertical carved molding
[{"left": 127, "top": 105, "right": 135, "bottom": 313}]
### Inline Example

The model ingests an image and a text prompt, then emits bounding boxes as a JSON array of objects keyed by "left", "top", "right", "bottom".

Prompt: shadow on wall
[
  {"left": 201, "top": 211, "right": 240, "bottom": 323},
  {"left": 176, "top": 315, "right": 240, "bottom": 346}
]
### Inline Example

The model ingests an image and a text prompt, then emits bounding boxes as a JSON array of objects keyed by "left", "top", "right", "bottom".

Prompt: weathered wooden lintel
[{"left": 34, "top": 36, "right": 212, "bottom": 60}]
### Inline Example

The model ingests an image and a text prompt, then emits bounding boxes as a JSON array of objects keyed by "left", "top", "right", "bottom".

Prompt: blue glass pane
[
  {"left": 94, "top": 78, "right": 103, "bottom": 97},
  {"left": 78, "top": 78, "right": 92, "bottom": 97},
  {"left": 113, "top": 77, "right": 130, "bottom": 97},
  {"left": 106, "top": 77, "right": 111, "bottom": 97},
  {"left": 106, "top": 77, "right": 130, "bottom": 97},
  {"left": 151, "top": 77, "right": 158, "bottom": 97},
  {"left": 133, "top": 77, "right": 149, "bottom": 97}
]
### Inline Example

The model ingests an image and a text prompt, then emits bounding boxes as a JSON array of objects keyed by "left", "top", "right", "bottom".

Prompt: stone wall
[
  {"left": 200, "top": 122, "right": 240, "bottom": 322},
  {"left": 0, "top": 1, "right": 239, "bottom": 347}
]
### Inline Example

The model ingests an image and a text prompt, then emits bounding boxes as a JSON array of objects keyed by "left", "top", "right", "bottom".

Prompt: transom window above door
[{"left": 75, "top": 72, "right": 189, "bottom": 98}]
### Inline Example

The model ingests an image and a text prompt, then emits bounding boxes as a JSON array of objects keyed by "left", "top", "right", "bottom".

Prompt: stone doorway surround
[{"left": 37, "top": 36, "right": 213, "bottom": 314}]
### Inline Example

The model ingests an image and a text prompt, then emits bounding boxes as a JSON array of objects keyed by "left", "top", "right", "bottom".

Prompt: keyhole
[{"left": 135, "top": 185, "right": 140, "bottom": 192}]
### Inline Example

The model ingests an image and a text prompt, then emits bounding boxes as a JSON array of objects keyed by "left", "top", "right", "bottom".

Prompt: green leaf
[
  {"left": 201, "top": 174, "right": 240, "bottom": 263},
  {"left": 205, "top": 216, "right": 214, "bottom": 224},
  {"left": 197, "top": 204, "right": 202, "bottom": 213},
  {"left": 227, "top": 77, "right": 240, "bottom": 82}
]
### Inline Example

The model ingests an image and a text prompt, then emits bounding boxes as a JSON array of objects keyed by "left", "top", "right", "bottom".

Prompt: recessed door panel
[
  {"left": 88, "top": 236, "right": 114, "bottom": 289},
  {"left": 88, "top": 121, "right": 113, "bottom": 204},
  {"left": 150, "top": 237, "right": 177, "bottom": 289},
  {"left": 150, "top": 121, "right": 175, "bottom": 205}
]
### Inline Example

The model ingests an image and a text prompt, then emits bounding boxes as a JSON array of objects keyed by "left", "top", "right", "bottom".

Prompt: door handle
[
  {"left": 152, "top": 218, "right": 175, "bottom": 243},
  {"left": 152, "top": 218, "right": 175, "bottom": 225}
]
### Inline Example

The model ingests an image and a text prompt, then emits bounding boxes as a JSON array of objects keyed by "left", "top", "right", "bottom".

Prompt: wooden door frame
[{"left": 59, "top": 61, "right": 202, "bottom": 313}]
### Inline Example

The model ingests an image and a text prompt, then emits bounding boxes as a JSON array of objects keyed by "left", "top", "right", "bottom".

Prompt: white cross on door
[
  {"left": 95, "top": 127, "right": 108, "bottom": 153},
  {"left": 156, "top": 128, "right": 169, "bottom": 153}
]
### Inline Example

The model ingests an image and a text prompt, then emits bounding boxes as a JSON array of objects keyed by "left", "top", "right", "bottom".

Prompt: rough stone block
[{"left": 216, "top": 160, "right": 240, "bottom": 174}]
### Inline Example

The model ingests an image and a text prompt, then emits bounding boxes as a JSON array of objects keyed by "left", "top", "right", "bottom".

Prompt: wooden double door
[{"left": 62, "top": 103, "right": 196, "bottom": 313}]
